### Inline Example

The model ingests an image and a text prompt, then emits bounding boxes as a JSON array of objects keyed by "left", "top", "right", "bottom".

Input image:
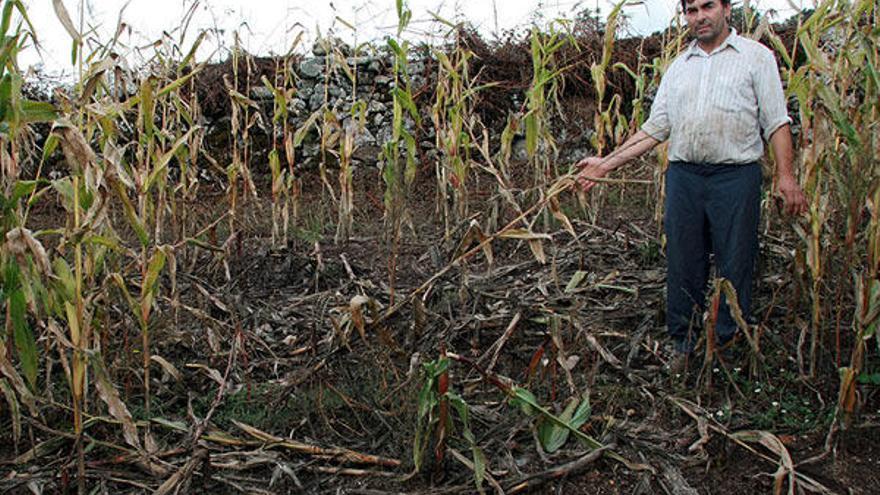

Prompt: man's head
[{"left": 682, "top": 0, "right": 732, "bottom": 50}]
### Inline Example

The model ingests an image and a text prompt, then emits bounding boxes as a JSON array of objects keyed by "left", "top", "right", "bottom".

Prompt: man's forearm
[
  {"left": 769, "top": 124, "right": 795, "bottom": 179},
  {"left": 600, "top": 130, "right": 661, "bottom": 171}
]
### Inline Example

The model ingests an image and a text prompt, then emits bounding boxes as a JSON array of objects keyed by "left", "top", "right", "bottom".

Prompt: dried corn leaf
[
  {"left": 730, "top": 430, "right": 795, "bottom": 495},
  {"left": 454, "top": 220, "right": 494, "bottom": 266},
  {"left": 151, "top": 355, "right": 182, "bottom": 382},
  {"left": 350, "top": 295, "right": 372, "bottom": 342},
  {"left": 5, "top": 227, "right": 50, "bottom": 275},
  {"left": 92, "top": 354, "right": 142, "bottom": 451}
]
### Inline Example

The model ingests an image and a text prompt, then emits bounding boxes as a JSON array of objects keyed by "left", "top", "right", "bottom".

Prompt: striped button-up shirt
[{"left": 641, "top": 29, "right": 790, "bottom": 165}]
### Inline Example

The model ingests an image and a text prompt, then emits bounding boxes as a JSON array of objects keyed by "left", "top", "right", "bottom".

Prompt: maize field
[{"left": 0, "top": 0, "right": 878, "bottom": 493}]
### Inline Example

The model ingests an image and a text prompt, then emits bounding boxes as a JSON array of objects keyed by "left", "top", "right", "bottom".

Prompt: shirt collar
[{"left": 685, "top": 27, "right": 743, "bottom": 58}]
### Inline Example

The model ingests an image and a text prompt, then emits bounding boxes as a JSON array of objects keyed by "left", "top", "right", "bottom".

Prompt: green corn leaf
[
  {"left": 51, "top": 257, "right": 75, "bottom": 306},
  {"left": 111, "top": 179, "right": 149, "bottom": 247},
  {"left": 9, "top": 288, "right": 38, "bottom": 389},
  {"left": 816, "top": 85, "right": 862, "bottom": 154},
  {"left": 144, "top": 127, "right": 197, "bottom": 192},
  {"left": 0, "top": 378, "right": 22, "bottom": 444},
  {"left": 509, "top": 387, "right": 603, "bottom": 450},
  {"left": 19, "top": 100, "right": 57, "bottom": 123},
  {"left": 177, "top": 31, "right": 207, "bottom": 72},
  {"left": 141, "top": 248, "right": 167, "bottom": 313},
  {"left": 9, "top": 180, "right": 36, "bottom": 204},
  {"left": 393, "top": 87, "right": 421, "bottom": 126},
  {"left": 0, "top": 0, "right": 16, "bottom": 38},
  {"left": 41, "top": 133, "right": 60, "bottom": 162},
  {"left": 524, "top": 112, "right": 538, "bottom": 157},
  {"left": 510, "top": 387, "right": 539, "bottom": 416},
  {"left": 294, "top": 110, "right": 322, "bottom": 147},
  {"left": 538, "top": 394, "right": 591, "bottom": 453}
]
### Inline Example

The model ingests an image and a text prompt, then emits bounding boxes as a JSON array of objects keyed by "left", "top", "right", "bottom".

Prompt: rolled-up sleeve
[
  {"left": 641, "top": 70, "right": 671, "bottom": 142},
  {"left": 755, "top": 47, "right": 791, "bottom": 141}
]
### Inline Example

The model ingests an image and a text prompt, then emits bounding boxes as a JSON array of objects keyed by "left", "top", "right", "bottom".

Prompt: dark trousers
[{"left": 664, "top": 161, "right": 762, "bottom": 353}]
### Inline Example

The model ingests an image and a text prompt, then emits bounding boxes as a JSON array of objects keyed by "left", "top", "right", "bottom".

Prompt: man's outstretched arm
[{"left": 574, "top": 130, "right": 661, "bottom": 191}]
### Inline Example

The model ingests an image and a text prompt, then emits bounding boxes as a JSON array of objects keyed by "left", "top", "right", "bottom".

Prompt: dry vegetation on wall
[{"left": 1, "top": 0, "right": 879, "bottom": 493}]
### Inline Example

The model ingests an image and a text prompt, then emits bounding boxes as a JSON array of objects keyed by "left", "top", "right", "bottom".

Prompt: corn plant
[
  {"left": 262, "top": 36, "right": 304, "bottom": 248},
  {"left": 381, "top": 0, "right": 420, "bottom": 303},
  {"left": 589, "top": 0, "right": 626, "bottom": 156},
  {"left": 224, "top": 35, "right": 259, "bottom": 256},
  {"left": 414, "top": 355, "right": 486, "bottom": 492},
  {"left": 523, "top": 22, "right": 572, "bottom": 202},
  {"left": 334, "top": 101, "right": 366, "bottom": 243},
  {"left": 0, "top": 0, "right": 56, "bottom": 475},
  {"left": 770, "top": 0, "right": 877, "bottom": 386},
  {"left": 430, "top": 23, "right": 479, "bottom": 240}
]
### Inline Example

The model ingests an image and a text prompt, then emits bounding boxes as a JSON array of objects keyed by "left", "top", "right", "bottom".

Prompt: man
[{"left": 575, "top": 0, "right": 807, "bottom": 369}]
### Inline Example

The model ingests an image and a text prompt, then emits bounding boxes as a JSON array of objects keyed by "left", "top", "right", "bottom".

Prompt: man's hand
[
  {"left": 776, "top": 174, "right": 808, "bottom": 216},
  {"left": 575, "top": 156, "right": 609, "bottom": 192}
]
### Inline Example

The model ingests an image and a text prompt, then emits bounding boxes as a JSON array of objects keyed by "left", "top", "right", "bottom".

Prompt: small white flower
[
  {"left": 754, "top": 388, "right": 762, "bottom": 393},
  {"left": 772, "top": 401, "right": 780, "bottom": 407}
]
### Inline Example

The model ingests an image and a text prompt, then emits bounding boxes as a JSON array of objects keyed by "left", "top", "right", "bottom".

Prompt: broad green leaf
[
  {"left": 393, "top": 87, "right": 421, "bottom": 125},
  {"left": 524, "top": 112, "right": 538, "bottom": 157},
  {"left": 538, "top": 395, "right": 591, "bottom": 453},
  {"left": 9, "top": 180, "right": 36, "bottom": 204},
  {"left": 140, "top": 248, "right": 167, "bottom": 320},
  {"left": 19, "top": 100, "right": 57, "bottom": 123},
  {"left": 0, "top": 378, "right": 22, "bottom": 443},
  {"left": 10, "top": 289, "right": 37, "bottom": 389},
  {"left": 51, "top": 257, "right": 75, "bottom": 306},
  {"left": 111, "top": 180, "right": 149, "bottom": 247},
  {"left": 510, "top": 387, "right": 539, "bottom": 416},
  {"left": 42, "top": 133, "right": 60, "bottom": 162},
  {"left": 293, "top": 110, "right": 322, "bottom": 147},
  {"left": 144, "top": 128, "right": 197, "bottom": 192},
  {"left": 509, "top": 387, "right": 603, "bottom": 450},
  {"left": 177, "top": 31, "right": 207, "bottom": 72}
]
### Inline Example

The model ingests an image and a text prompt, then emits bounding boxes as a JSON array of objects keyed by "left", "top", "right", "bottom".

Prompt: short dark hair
[{"left": 681, "top": 0, "right": 732, "bottom": 13}]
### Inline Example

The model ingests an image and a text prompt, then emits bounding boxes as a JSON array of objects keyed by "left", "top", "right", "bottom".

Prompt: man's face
[{"left": 684, "top": 0, "right": 731, "bottom": 47}]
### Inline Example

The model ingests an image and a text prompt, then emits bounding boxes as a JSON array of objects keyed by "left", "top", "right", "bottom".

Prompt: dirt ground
[{"left": 1, "top": 159, "right": 878, "bottom": 495}]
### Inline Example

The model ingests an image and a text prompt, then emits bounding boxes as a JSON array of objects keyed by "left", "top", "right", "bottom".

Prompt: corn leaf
[
  {"left": 538, "top": 394, "right": 591, "bottom": 453},
  {"left": 509, "top": 387, "right": 603, "bottom": 450},
  {"left": 144, "top": 128, "right": 197, "bottom": 193},
  {"left": 9, "top": 288, "right": 37, "bottom": 389},
  {"left": 0, "top": 378, "right": 22, "bottom": 444},
  {"left": 141, "top": 248, "right": 167, "bottom": 320},
  {"left": 91, "top": 353, "right": 142, "bottom": 450},
  {"left": 111, "top": 180, "right": 149, "bottom": 247}
]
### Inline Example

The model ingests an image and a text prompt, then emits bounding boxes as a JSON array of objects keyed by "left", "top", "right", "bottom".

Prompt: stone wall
[{"left": 243, "top": 38, "right": 438, "bottom": 168}]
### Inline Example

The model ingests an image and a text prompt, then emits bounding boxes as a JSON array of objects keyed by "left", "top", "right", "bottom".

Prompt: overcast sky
[{"left": 21, "top": 0, "right": 810, "bottom": 77}]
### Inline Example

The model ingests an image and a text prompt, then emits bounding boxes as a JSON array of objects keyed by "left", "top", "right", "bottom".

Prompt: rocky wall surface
[{"left": 239, "top": 38, "right": 439, "bottom": 169}]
